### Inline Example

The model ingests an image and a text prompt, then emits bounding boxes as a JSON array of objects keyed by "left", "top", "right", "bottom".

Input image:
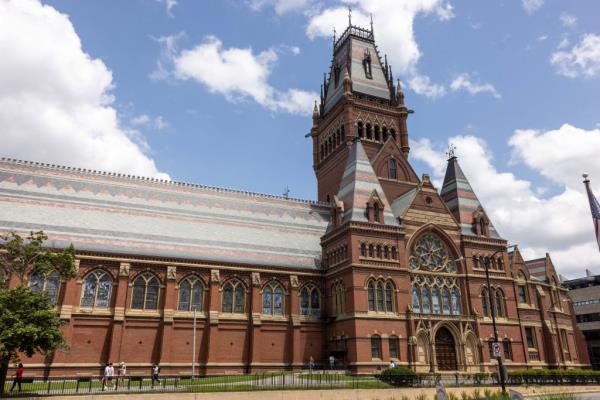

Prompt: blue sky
[{"left": 2, "top": 0, "right": 600, "bottom": 276}]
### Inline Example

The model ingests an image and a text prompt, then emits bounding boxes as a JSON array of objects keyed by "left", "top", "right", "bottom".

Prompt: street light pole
[
  {"left": 483, "top": 247, "right": 514, "bottom": 394},
  {"left": 192, "top": 307, "right": 197, "bottom": 380}
]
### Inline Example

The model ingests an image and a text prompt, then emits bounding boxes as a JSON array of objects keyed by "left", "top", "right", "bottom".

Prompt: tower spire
[
  {"left": 370, "top": 13, "right": 374, "bottom": 35},
  {"left": 348, "top": 6, "right": 352, "bottom": 27}
]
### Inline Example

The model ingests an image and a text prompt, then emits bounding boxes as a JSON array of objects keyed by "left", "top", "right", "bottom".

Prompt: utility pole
[{"left": 192, "top": 307, "right": 197, "bottom": 380}]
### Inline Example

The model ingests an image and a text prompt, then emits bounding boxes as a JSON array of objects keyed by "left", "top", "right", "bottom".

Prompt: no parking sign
[{"left": 492, "top": 341, "right": 501, "bottom": 358}]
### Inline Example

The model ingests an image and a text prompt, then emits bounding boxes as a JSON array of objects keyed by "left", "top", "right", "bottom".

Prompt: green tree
[{"left": 0, "top": 231, "right": 76, "bottom": 394}]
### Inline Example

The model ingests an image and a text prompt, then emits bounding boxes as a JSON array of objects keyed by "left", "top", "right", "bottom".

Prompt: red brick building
[{"left": 0, "top": 22, "right": 589, "bottom": 376}]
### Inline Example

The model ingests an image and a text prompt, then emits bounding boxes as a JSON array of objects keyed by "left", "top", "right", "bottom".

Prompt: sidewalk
[{"left": 44, "top": 385, "right": 600, "bottom": 400}]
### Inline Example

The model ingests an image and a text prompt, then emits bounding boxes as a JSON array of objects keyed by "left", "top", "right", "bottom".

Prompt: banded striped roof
[
  {"left": 440, "top": 155, "right": 501, "bottom": 238},
  {"left": 0, "top": 158, "right": 331, "bottom": 270}
]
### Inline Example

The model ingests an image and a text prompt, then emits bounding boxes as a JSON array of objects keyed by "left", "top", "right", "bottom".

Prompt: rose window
[{"left": 409, "top": 233, "right": 456, "bottom": 273}]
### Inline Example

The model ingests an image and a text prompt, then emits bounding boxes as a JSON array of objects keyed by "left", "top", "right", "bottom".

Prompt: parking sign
[{"left": 492, "top": 342, "right": 501, "bottom": 358}]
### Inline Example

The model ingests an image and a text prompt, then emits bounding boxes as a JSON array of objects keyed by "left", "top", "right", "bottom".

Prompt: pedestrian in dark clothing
[
  {"left": 10, "top": 363, "right": 24, "bottom": 392},
  {"left": 151, "top": 364, "right": 160, "bottom": 386}
]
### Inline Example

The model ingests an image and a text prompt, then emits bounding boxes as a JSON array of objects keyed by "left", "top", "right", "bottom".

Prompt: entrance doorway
[{"left": 435, "top": 327, "right": 457, "bottom": 371}]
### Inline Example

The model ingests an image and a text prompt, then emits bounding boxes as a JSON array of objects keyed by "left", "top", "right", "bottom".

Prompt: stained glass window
[
  {"left": 442, "top": 287, "right": 451, "bottom": 315},
  {"left": 412, "top": 286, "right": 421, "bottom": 313},
  {"left": 131, "top": 273, "right": 160, "bottom": 310},
  {"left": 80, "top": 270, "right": 112, "bottom": 308},
  {"left": 222, "top": 280, "right": 245, "bottom": 313},
  {"left": 262, "top": 282, "right": 284, "bottom": 315},
  {"left": 30, "top": 270, "right": 61, "bottom": 305},
  {"left": 178, "top": 276, "right": 204, "bottom": 311},
  {"left": 451, "top": 287, "right": 461, "bottom": 315}
]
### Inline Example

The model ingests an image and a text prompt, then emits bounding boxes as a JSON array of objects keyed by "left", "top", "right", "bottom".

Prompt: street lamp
[{"left": 483, "top": 245, "right": 516, "bottom": 394}]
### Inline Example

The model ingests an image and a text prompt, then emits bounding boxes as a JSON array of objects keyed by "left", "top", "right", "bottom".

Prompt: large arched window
[
  {"left": 368, "top": 281, "right": 375, "bottom": 311},
  {"left": 332, "top": 282, "right": 345, "bottom": 315},
  {"left": 441, "top": 287, "right": 451, "bottom": 315},
  {"left": 389, "top": 158, "right": 397, "bottom": 180},
  {"left": 431, "top": 287, "right": 441, "bottom": 314},
  {"left": 178, "top": 276, "right": 204, "bottom": 311},
  {"left": 385, "top": 282, "right": 394, "bottom": 312},
  {"left": 30, "top": 270, "right": 61, "bottom": 306},
  {"left": 80, "top": 270, "right": 112, "bottom": 308},
  {"left": 300, "top": 284, "right": 321, "bottom": 316},
  {"left": 263, "top": 281, "right": 284, "bottom": 315},
  {"left": 222, "top": 279, "right": 245, "bottom": 313},
  {"left": 451, "top": 287, "right": 461, "bottom": 315},
  {"left": 131, "top": 273, "right": 160, "bottom": 310},
  {"left": 422, "top": 287, "right": 431, "bottom": 314},
  {"left": 412, "top": 286, "right": 421, "bottom": 313}
]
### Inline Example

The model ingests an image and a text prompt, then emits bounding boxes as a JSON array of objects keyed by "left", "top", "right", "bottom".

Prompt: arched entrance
[{"left": 435, "top": 327, "right": 457, "bottom": 371}]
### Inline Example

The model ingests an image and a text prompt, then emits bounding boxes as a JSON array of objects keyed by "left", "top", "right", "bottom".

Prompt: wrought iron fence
[{"left": 2, "top": 371, "right": 599, "bottom": 397}]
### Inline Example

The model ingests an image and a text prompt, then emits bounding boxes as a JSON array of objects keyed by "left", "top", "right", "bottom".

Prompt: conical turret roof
[
  {"left": 440, "top": 155, "right": 501, "bottom": 238},
  {"left": 337, "top": 139, "right": 397, "bottom": 225}
]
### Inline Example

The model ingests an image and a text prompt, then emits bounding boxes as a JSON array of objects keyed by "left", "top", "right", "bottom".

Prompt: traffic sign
[{"left": 492, "top": 342, "right": 501, "bottom": 358}]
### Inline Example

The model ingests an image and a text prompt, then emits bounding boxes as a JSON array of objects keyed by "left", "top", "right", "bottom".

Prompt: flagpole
[{"left": 583, "top": 173, "right": 600, "bottom": 252}]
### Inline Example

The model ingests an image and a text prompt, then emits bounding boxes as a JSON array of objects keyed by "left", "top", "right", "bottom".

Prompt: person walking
[
  {"left": 117, "top": 362, "right": 126, "bottom": 389},
  {"left": 329, "top": 355, "right": 335, "bottom": 371},
  {"left": 151, "top": 364, "right": 160, "bottom": 387},
  {"left": 10, "top": 363, "right": 24, "bottom": 392},
  {"left": 308, "top": 356, "right": 315, "bottom": 373},
  {"left": 101, "top": 363, "right": 109, "bottom": 391},
  {"left": 102, "top": 362, "right": 114, "bottom": 391}
]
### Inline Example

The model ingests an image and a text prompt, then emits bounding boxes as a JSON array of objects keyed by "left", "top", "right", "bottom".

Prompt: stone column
[
  {"left": 159, "top": 266, "right": 177, "bottom": 368},
  {"left": 108, "top": 262, "right": 130, "bottom": 363}
]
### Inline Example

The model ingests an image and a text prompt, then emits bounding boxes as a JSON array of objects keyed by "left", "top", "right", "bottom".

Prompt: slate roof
[
  {"left": 324, "top": 25, "right": 393, "bottom": 113},
  {"left": 440, "top": 156, "right": 501, "bottom": 238},
  {"left": 336, "top": 140, "right": 398, "bottom": 226},
  {"left": 0, "top": 159, "right": 331, "bottom": 270}
]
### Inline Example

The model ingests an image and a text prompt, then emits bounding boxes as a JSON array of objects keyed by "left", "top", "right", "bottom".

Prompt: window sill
[
  {"left": 260, "top": 315, "right": 288, "bottom": 322},
  {"left": 125, "top": 309, "right": 161, "bottom": 317},
  {"left": 173, "top": 311, "right": 207, "bottom": 319},
  {"left": 218, "top": 313, "right": 249, "bottom": 321},
  {"left": 74, "top": 307, "right": 113, "bottom": 316}
]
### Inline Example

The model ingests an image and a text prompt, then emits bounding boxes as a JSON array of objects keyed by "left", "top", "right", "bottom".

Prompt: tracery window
[
  {"left": 481, "top": 287, "right": 490, "bottom": 317},
  {"left": 495, "top": 289, "right": 505, "bottom": 317},
  {"left": 222, "top": 279, "right": 245, "bottom": 313},
  {"left": 300, "top": 284, "right": 320, "bottom": 316},
  {"left": 367, "top": 279, "right": 394, "bottom": 312},
  {"left": 410, "top": 233, "right": 461, "bottom": 316},
  {"left": 263, "top": 281, "right": 284, "bottom": 315},
  {"left": 131, "top": 273, "right": 160, "bottom": 310},
  {"left": 517, "top": 272, "right": 528, "bottom": 304},
  {"left": 178, "top": 276, "right": 204, "bottom": 311},
  {"left": 80, "top": 270, "right": 113, "bottom": 308},
  {"left": 30, "top": 270, "right": 61, "bottom": 306}
]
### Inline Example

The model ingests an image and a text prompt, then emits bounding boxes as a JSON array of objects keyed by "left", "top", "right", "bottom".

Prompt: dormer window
[
  {"left": 367, "top": 190, "right": 384, "bottom": 224},
  {"left": 474, "top": 207, "right": 489, "bottom": 237},
  {"left": 373, "top": 204, "right": 380, "bottom": 222},
  {"left": 363, "top": 49, "right": 372, "bottom": 79}
]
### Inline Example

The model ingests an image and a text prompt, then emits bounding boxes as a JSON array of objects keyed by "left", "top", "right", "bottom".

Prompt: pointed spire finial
[
  {"left": 446, "top": 143, "right": 457, "bottom": 160},
  {"left": 333, "top": 27, "right": 336, "bottom": 47},
  {"left": 370, "top": 13, "right": 374, "bottom": 33},
  {"left": 348, "top": 6, "right": 352, "bottom": 27},
  {"left": 313, "top": 100, "right": 319, "bottom": 118},
  {"left": 583, "top": 173, "right": 590, "bottom": 183}
]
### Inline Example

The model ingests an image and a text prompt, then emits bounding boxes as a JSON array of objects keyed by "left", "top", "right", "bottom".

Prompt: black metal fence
[{"left": 2, "top": 372, "right": 600, "bottom": 397}]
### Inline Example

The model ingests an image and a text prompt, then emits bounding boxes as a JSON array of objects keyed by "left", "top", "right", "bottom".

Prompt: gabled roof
[
  {"left": 336, "top": 140, "right": 398, "bottom": 226},
  {"left": 524, "top": 253, "right": 561, "bottom": 284},
  {"left": 391, "top": 187, "right": 418, "bottom": 218},
  {"left": 323, "top": 24, "right": 394, "bottom": 113},
  {"left": 440, "top": 155, "right": 501, "bottom": 238},
  {"left": 0, "top": 159, "right": 331, "bottom": 270}
]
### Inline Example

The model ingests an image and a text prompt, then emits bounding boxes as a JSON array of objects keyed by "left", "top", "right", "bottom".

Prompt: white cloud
[
  {"left": 410, "top": 125, "right": 600, "bottom": 277},
  {"left": 153, "top": 35, "right": 317, "bottom": 116},
  {"left": 560, "top": 12, "right": 577, "bottom": 28},
  {"left": 408, "top": 75, "right": 447, "bottom": 98},
  {"left": 131, "top": 114, "right": 169, "bottom": 130},
  {"left": 248, "top": 0, "right": 313, "bottom": 14},
  {"left": 550, "top": 34, "right": 600, "bottom": 78},
  {"left": 450, "top": 73, "right": 501, "bottom": 98},
  {"left": 305, "top": 0, "right": 452, "bottom": 98},
  {"left": 538, "top": 35, "right": 548, "bottom": 41},
  {"left": 156, "top": 0, "right": 177, "bottom": 18},
  {"left": 0, "top": 0, "right": 168, "bottom": 179},
  {"left": 522, "top": 0, "right": 544, "bottom": 14}
]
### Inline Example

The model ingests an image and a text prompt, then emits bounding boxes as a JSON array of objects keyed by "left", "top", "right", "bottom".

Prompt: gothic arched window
[
  {"left": 263, "top": 281, "right": 284, "bottom": 315},
  {"left": 357, "top": 122, "right": 364, "bottom": 138},
  {"left": 360, "top": 243, "right": 366, "bottom": 257},
  {"left": 374, "top": 125, "right": 380, "bottom": 141},
  {"left": 376, "top": 244, "right": 382, "bottom": 258},
  {"left": 385, "top": 282, "right": 394, "bottom": 312},
  {"left": 412, "top": 286, "right": 421, "bottom": 313},
  {"left": 389, "top": 335, "right": 399, "bottom": 359},
  {"left": 368, "top": 244, "right": 374, "bottom": 258},
  {"left": 421, "top": 287, "right": 431, "bottom": 313},
  {"left": 366, "top": 123, "right": 372, "bottom": 140},
  {"left": 390, "top": 128, "right": 397, "bottom": 140},
  {"left": 371, "top": 335, "right": 382, "bottom": 359},
  {"left": 451, "top": 287, "right": 461, "bottom": 315},
  {"left": 495, "top": 289, "right": 505, "bottom": 318},
  {"left": 441, "top": 287, "right": 451, "bottom": 315},
  {"left": 178, "top": 276, "right": 204, "bottom": 311},
  {"left": 431, "top": 287, "right": 441, "bottom": 314},
  {"left": 368, "top": 281, "right": 375, "bottom": 311},
  {"left": 391, "top": 246, "right": 397, "bottom": 259},
  {"left": 481, "top": 287, "right": 490, "bottom": 317},
  {"left": 373, "top": 204, "right": 380, "bottom": 223},
  {"left": 80, "top": 270, "right": 113, "bottom": 308},
  {"left": 222, "top": 279, "right": 245, "bottom": 313},
  {"left": 131, "top": 273, "right": 160, "bottom": 310},
  {"left": 30, "top": 270, "right": 61, "bottom": 306},
  {"left": 300, "top": 284, "right": 320, "bottom": 316},
  {"left": 382, "top": 127, "right": 388, "bottom": 142},
  {"left": 384, "top": 246, "right": 389, "bottom": 259},
  {"left": 376, "top": 281, "right": 384, "bottom": 310},
  {"left": 389, "top": 158, "right": 397, "bottom": 180}
]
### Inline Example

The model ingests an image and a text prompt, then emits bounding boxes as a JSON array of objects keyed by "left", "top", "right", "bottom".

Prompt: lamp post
[
  {"left": 192, "top": 306, "right": 197, "bottom": 380},
  {"left": 483, "top": 246, "right": 515, "bottom": 394}
]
